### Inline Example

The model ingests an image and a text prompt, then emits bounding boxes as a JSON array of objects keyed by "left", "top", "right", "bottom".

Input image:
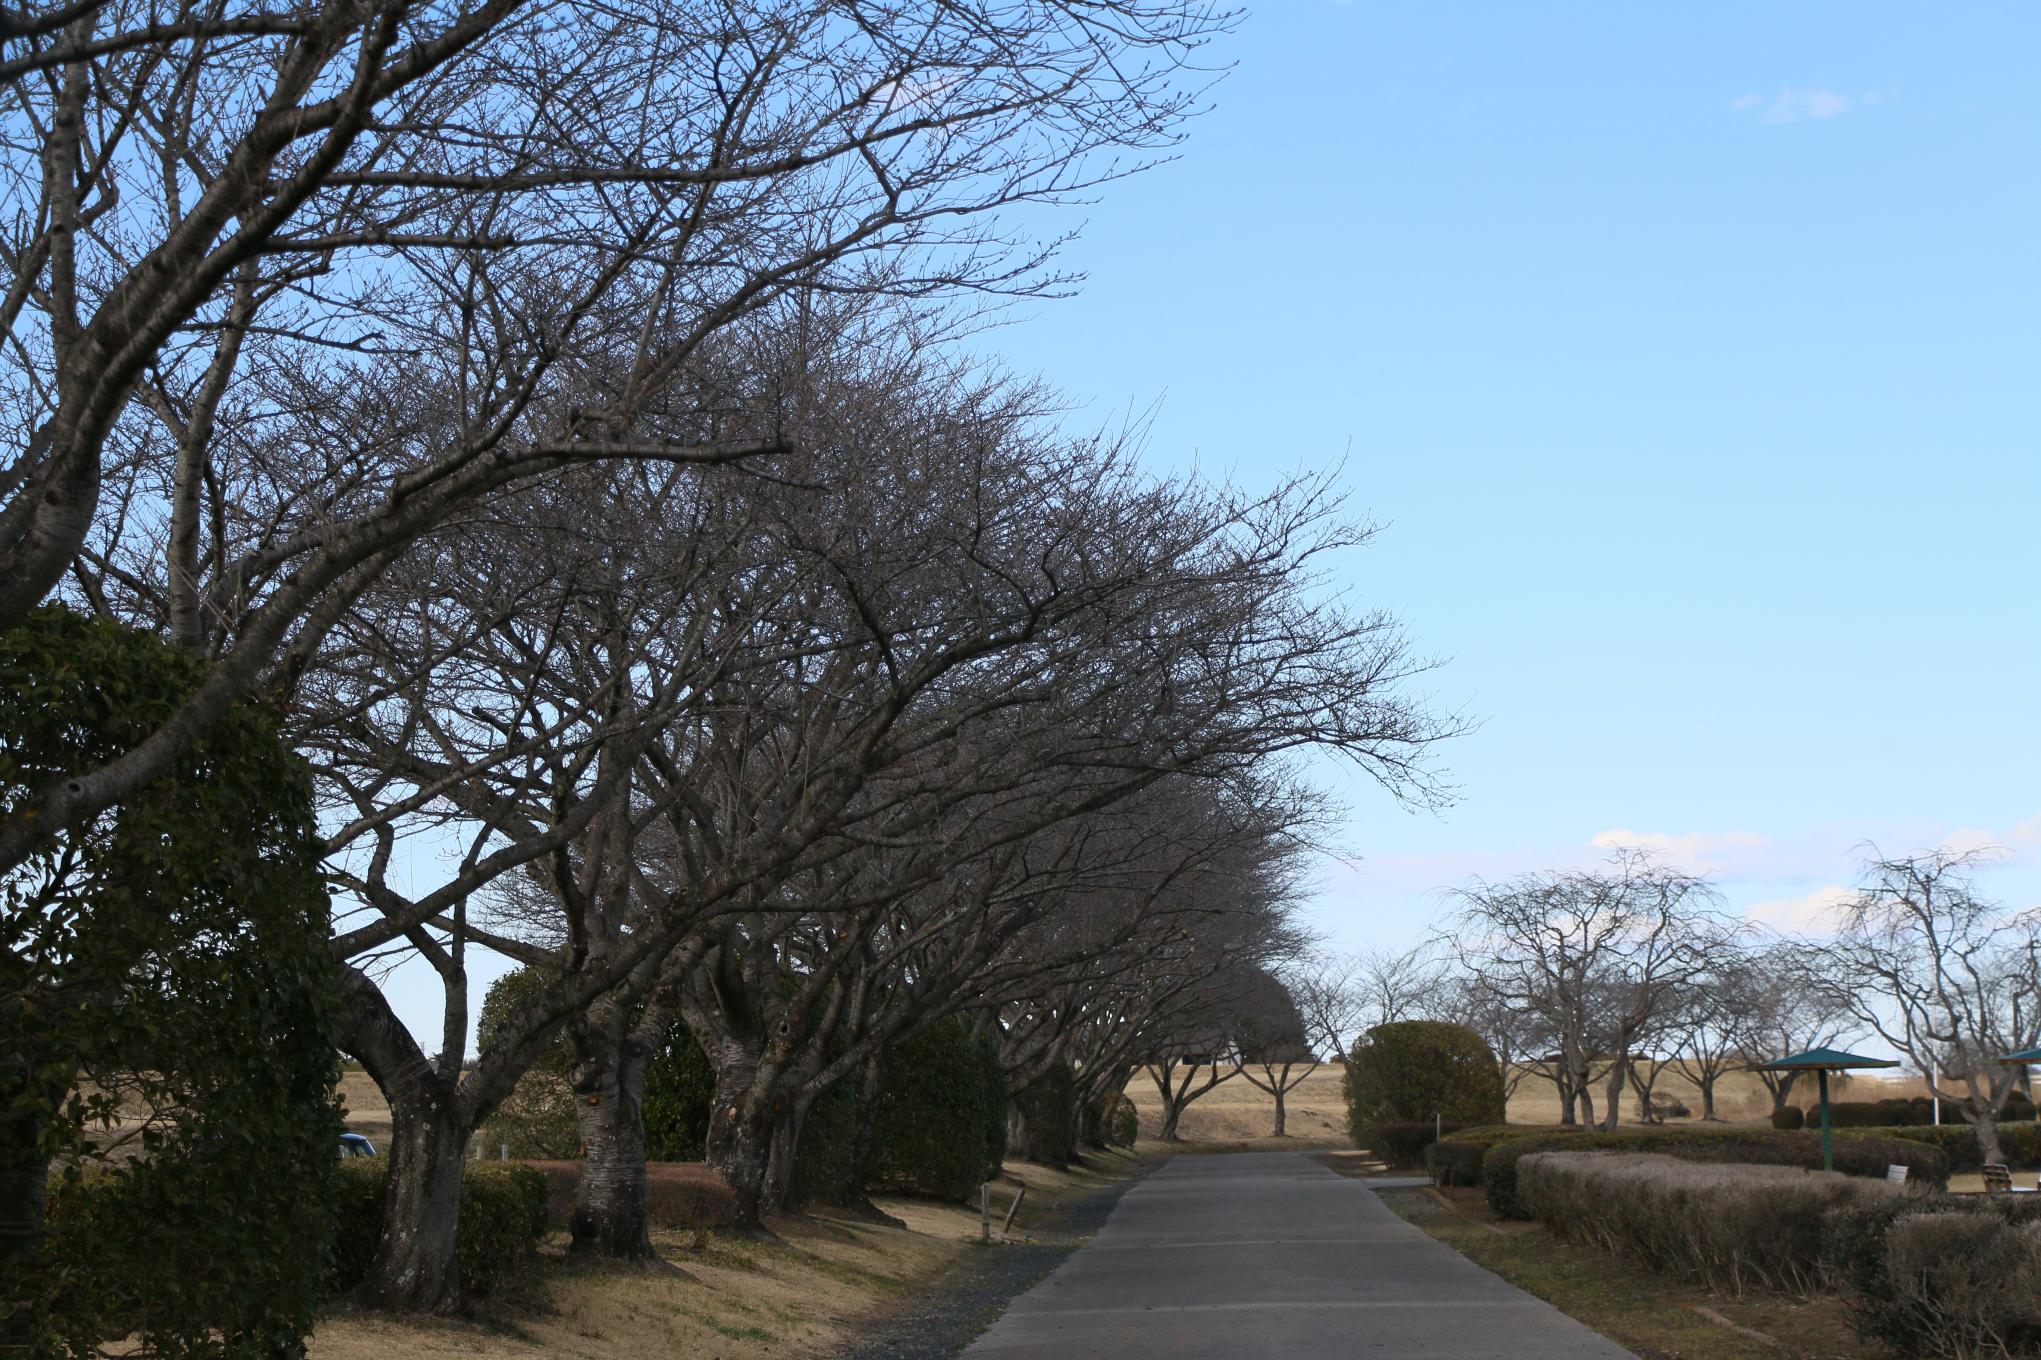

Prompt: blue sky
[{"left": 977, "top": 1, "right": 2041, "bottom": 948}]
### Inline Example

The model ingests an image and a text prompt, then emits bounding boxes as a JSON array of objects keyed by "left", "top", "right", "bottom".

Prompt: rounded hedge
[
  {"left": 475, "top": 969, "right": 581, "bottom": 1160},
  {"left": 1344, "top": 1021, "right": 1505, "bottom": 1150},
  {"left": 2, "top": 608, "right": 340, "bottom": 1358},
  {"left": 1107, "top": 1094, "right": 1140, "bottom": 1148}
]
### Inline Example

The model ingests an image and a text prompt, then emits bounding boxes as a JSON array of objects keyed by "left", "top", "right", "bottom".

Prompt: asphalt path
[{"left": 959, "top": 1150, "right": 1637, "bottom": 1359}]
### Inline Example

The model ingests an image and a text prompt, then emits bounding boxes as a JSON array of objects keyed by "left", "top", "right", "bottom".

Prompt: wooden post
[
  {"left": 1000, "top": 1184, "right": 1028, "bottom": 1237},
  {"left": 1818, "top": 1069, "right": 1834, "bottom": 1173},
  {"left": 980, "top": 1183, "right": 990, "bottom": 1241}
]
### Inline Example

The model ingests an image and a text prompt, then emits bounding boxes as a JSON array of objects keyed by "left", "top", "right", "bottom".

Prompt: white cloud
[
  {"left": 1730, "top": 87, "right": 1868, "bottom": 125},
  {"left": 1744, "top": 883, "right": 1854, "bottom": 934}
]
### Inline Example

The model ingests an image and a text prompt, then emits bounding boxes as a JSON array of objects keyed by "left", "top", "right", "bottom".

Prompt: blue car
[{"left": 340, "top": 1132, "right": 378, "bottom": 1159}]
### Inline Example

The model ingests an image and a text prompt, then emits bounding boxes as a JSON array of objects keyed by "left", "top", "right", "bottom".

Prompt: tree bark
[
  {"left": 567, "top": 1017, "right": 655, "bottom": 1260},
  {"left": 1974, "top": 1109, "right": 2006, "bottom": 1167},
  {"left": 703, "top": 1040, "right": 778, "bottom": 1232},
  {"left": 830, "top": 1053, "right": 902, "bottom": 1223},
  {"left": 358, "top": 1090, "right": 470, "bottom": 1313},
  {"left": 1271, "top": 1081, "right": 1288, "bottom": 1137}
]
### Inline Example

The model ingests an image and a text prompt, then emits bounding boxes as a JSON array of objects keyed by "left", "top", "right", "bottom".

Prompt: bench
[{"left": 1981, "top": 1163, "right": 2037, "bottom": 1193}]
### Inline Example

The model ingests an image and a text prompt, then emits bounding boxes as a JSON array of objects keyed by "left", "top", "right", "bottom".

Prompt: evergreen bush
[
  {"left": 1014, "top": 1063, "right": 1077, "bottom": 1164},
  {"left": 1343, "top": 1021, "right": 1504, "bottom": 1151},
  {"left": 330, "top": 1159, "right": 548, "bottom": 1298},
  {"left": 2, "top": 608, "right": 340, "bottom": 1358},
  {"left": 868, "top": 1020, "right": 1007, "bottom": 1201}
]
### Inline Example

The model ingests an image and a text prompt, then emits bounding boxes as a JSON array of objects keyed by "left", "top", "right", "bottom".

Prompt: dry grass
[
  {"left": 1120, "top": 1065, "right": 1348, "bottom": 1143},
  {"left": 1502, "top": 1066, "right": 1935, "bottom": 1127},
  {"left": 308, "top": 1117, "right": 1143, "bottom": 1360}
]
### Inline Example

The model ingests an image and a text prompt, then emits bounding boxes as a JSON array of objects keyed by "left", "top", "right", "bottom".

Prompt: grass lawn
[{"left": 1376, "top": 1185, "right": 1885, "bottom": 1360}]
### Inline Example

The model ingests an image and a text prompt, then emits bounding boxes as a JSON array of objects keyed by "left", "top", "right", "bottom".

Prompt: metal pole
[
  {"left": 1931, "top": 1060, "right": 1941, "bottom": 1125},
  {"left": 1819, "top": 1069, "right": 1834, "bottom": 1173}
]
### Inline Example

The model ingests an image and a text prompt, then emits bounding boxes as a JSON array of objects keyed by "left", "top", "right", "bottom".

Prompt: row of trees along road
[
  {"left": 1302, "top": 849, "right": 2040, "bottom": 1166},
  {"left": 2, "top": 0, "right": 1463, "bottom": 1336}
]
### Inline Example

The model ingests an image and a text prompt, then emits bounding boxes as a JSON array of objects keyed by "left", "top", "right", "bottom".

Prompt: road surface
[{"left": 961, "top": 1151, "right": 1636, "bottom": 1359}]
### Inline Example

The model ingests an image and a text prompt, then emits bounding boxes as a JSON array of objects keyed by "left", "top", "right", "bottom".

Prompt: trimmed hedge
[
  {"left": 1014, "top": 1063, "right": 1077, "bottom": 1165},
  {"left": 1520, "top": 1151, "right": 1899, "bottom": 1295},
  {"left": 1371, "top": 1121, "right": 1464, "bottom": 1170},
  {"left": 332, "top": 1159, "right": 549, "bottom": 1299},
  {"left": 1424, "top": 1139, "right": 1484, "bottom": 1187},
  {"left": 1482, "top": 1127, "right": 1948, "bottom": 1219},
  {"left": 1772, "top": 1096, "right": 2037, "bottom": 1133},
  {"left": 1871, "top": 1121, "right": 2041, "bottom": 1173},
  {"left": 522, "top": 1160, "right": 738, "bottom": 1231},
  {"left": 1344, "top": 1021, "right": 1504, "bottom": 1149},
  {"left": 1107, "top": 1095, "right": 1140, "bottom": 1148},
  {"left": 1825, "top": 1193, "right": 2041, "bottom": 1356},
  {"left": 868, "top": 1020, "right": 1008, "bottom": 1202}
]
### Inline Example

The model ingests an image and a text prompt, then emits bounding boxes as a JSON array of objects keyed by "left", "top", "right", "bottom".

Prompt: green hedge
[
  {"left": 868, "top": 1020, "right": 1007, "bottom": 1202},
  {"left": 1774, "top": 1097, "right": 2037, "bottom": 1132},
  {"left": 1370, "top": 1121, "right": 1464, "bottom": 1169},
  {"left": 1481, "top": 1127, "right": 1949, "bottom": 1219},
  {"left": 1870, "top": 1121, "right": 2041, "bottom": 1173},
  {"left": 1344, "top": 1022, "right": 1504, "bottom": 1149},
  {"left": 332, "top": 1160, "right": 549, "bottom": 1298},
  {"left": 1424, "top": 1139, "right": 1485, "bottom": 1187},
  {"left": 1014, "top": 1063, "right": 1077, "bottom": 1164}
]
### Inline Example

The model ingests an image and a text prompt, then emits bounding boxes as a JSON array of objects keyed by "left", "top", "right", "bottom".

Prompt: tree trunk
[
  {"left": 1600, "top": 1057, "right": 1627, "bottom": 1131},
  {"left": 1271, "top": 1079, "right": 1289, "bottom": 1137},
  {"left": 1973, "top": 1107, "right": 2006, "bottom": 1166},
  {"left": 1157, "top": 1102, "right": 1182, "bottom": 1142},
  {"left": 704, "top": 1042, "right": 776, "bottom": 1233},
  {"left": 358, "top": 1090, "right": 470, "bottom": 1312},
  {"left": 1698, "top": 1073, "right": 1719, "bottom": 1121},
  {"left": 567, "top": 1019, "right": 655, "bottom": 1260},
  {"left": 759, "top": 1085, "right": 814, "bottom": 1214},
  {"left": 831, "top": 1053, "right": 902, "bottom": 1223}
]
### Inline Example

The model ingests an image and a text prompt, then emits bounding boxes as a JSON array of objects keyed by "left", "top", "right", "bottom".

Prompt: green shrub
[
  {"left": 1370, "top": 1121, "right": 1464, "bottom": 1169},
  {"left": 1344, "top": 1021, "right": 1505, "bottom": 1149},
  {"left": 4, "top": 608, "right": 341, "bottom": 1359},
  {"left": 1424, "top": 1139, "right": 1485, "bottom": 1187},
  {"left": 474, "top": 970, "right": 581, "bottom": 1160},
  {"left": 1014, "top": 1064, "right": 1077, "bottom": 1164},
  {"left": 792, "top": 1074, "right": 861, "bottom": 1205},
  {"left": 1870, "top": 1121, "right": 2041, "bottom": 1174},
  {"left": 868, "top": 1020, "right": 1008, "bottom": 1201},
  {"left": 1482, "top": 1127, "right": 1948, "bottom": 1219},
  {"left": 1107, "top": 1095, "right": 1140, "bottom": 1148},
  {"left": 1771, "top": 1106, "right": 1805, "bottom": 1130},
  {"left": 1825, "top": 1194, "right": 2041, "bottom": 1356},
  {"left": 643, "top": 1021, "right": 717, "bottom": 1161},
  {"left": 1519, "top": 1151, "right": 1899, "bottom": 1295},
  {"left": 331, "top": 1159, "right": 549, "bottom": 1299}
]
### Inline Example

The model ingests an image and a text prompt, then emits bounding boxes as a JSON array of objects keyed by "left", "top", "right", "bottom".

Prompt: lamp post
[{"left": 1756, "top": 1047, "right": 1901, "bottom": 1172}]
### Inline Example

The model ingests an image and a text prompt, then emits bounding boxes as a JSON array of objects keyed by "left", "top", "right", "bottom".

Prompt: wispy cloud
[
  {"left": 1730, "top": 87, "right": 1884, "bottom": 125},
  {"left": 1744, "top": 883, "right": 1855, "bottom": 934}
]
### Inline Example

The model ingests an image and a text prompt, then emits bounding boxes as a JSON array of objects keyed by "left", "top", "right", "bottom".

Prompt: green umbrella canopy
[
  {"left": 1997, "top": 1047, "right": 2041, "bottom": 1064},
  {"left": 1756, "top": 1047, "right": 1902, "bottom": 1072}
]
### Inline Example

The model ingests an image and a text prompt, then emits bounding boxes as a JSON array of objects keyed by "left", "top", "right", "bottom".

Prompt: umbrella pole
[{"left": 1819, "top": 1068, "right": 1833, "bottom": 1172}]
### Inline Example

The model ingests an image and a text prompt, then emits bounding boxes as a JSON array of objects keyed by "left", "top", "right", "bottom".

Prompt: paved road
[{"left": 961, "top": 1151, "right": 1636, "bottom": 1359}]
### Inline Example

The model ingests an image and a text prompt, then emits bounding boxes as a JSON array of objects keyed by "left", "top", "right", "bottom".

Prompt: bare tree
[
  {"left": 1726, "top": 941, "right": 1859, "bottom": 1113},
  {"left": 1233, "top": 973, "right": 1319, "bottom": 1137},
  {"left": 1446, "top": 851, "right": 1726, "bottom": 1130},
  {"left": 1817, "top": 850, "right": 2041, "bottom": 1165},
  {"left": 0, "top": 0, "right": 1239, "bottom": 873}
]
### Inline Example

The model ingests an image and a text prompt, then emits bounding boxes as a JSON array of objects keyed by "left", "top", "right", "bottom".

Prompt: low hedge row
[
  {"left": 521, "top": 1160, "right": 738, "bottom": 1231},
  {"left": 1826, "top": 1193, "right": 2041, "bottom": 1356},
  {"left": 1772, "top": 1096, "right": 2038, "bottom": 1131},
  {"left": 332, "top": 1160, "right": 549, "bottom": 1298},
  {"left": 1370, "top": 1121, "right": 1465, "bottom": 1170},
  {"left": 1481, "top": 1127, "right": 1948, "bottom": 1219},
  {"left": 1867, "top": 1121, "right": 2041, "bottom": 1173},
  {"left": 1519, "top": 1151, "right": 1898, "bottom": 1294}
]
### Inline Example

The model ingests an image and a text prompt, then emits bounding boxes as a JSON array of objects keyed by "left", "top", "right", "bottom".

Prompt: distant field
[{"left": 1118, "top": 1061, "right": 1941, "bottom": 1146}]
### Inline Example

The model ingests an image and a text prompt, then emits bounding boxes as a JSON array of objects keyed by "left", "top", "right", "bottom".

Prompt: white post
[{"left": 1930, "top": 1060, "right": 1941, "bottom": 1125}]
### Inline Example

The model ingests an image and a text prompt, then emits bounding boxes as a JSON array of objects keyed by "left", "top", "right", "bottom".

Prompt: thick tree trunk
[
  {"left": 1600, "top": 1058, "right": 1627, "bottom": 1131},
  {"left": 1271, "top": 1084, "right": 1288, "bottom": 1137},
  {"left": 704, "top": 1042, "right": 779, "bottom": 1232},
  {"left": 1698, "top": 1074, "right": 1719, "bottom": 1121},
  {"left": 1157, "top": 1103, "right": 1182, "bottom": 1143},
  {"left": 1974, "top": 1110, "right": 2006, "bottom": 1166},
  {"left": 567, "top": 1019, "right": 655, "bottom": 1260},
  {"left": 359, "top": 1091, "right": 470, "bottom": 1313}
]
